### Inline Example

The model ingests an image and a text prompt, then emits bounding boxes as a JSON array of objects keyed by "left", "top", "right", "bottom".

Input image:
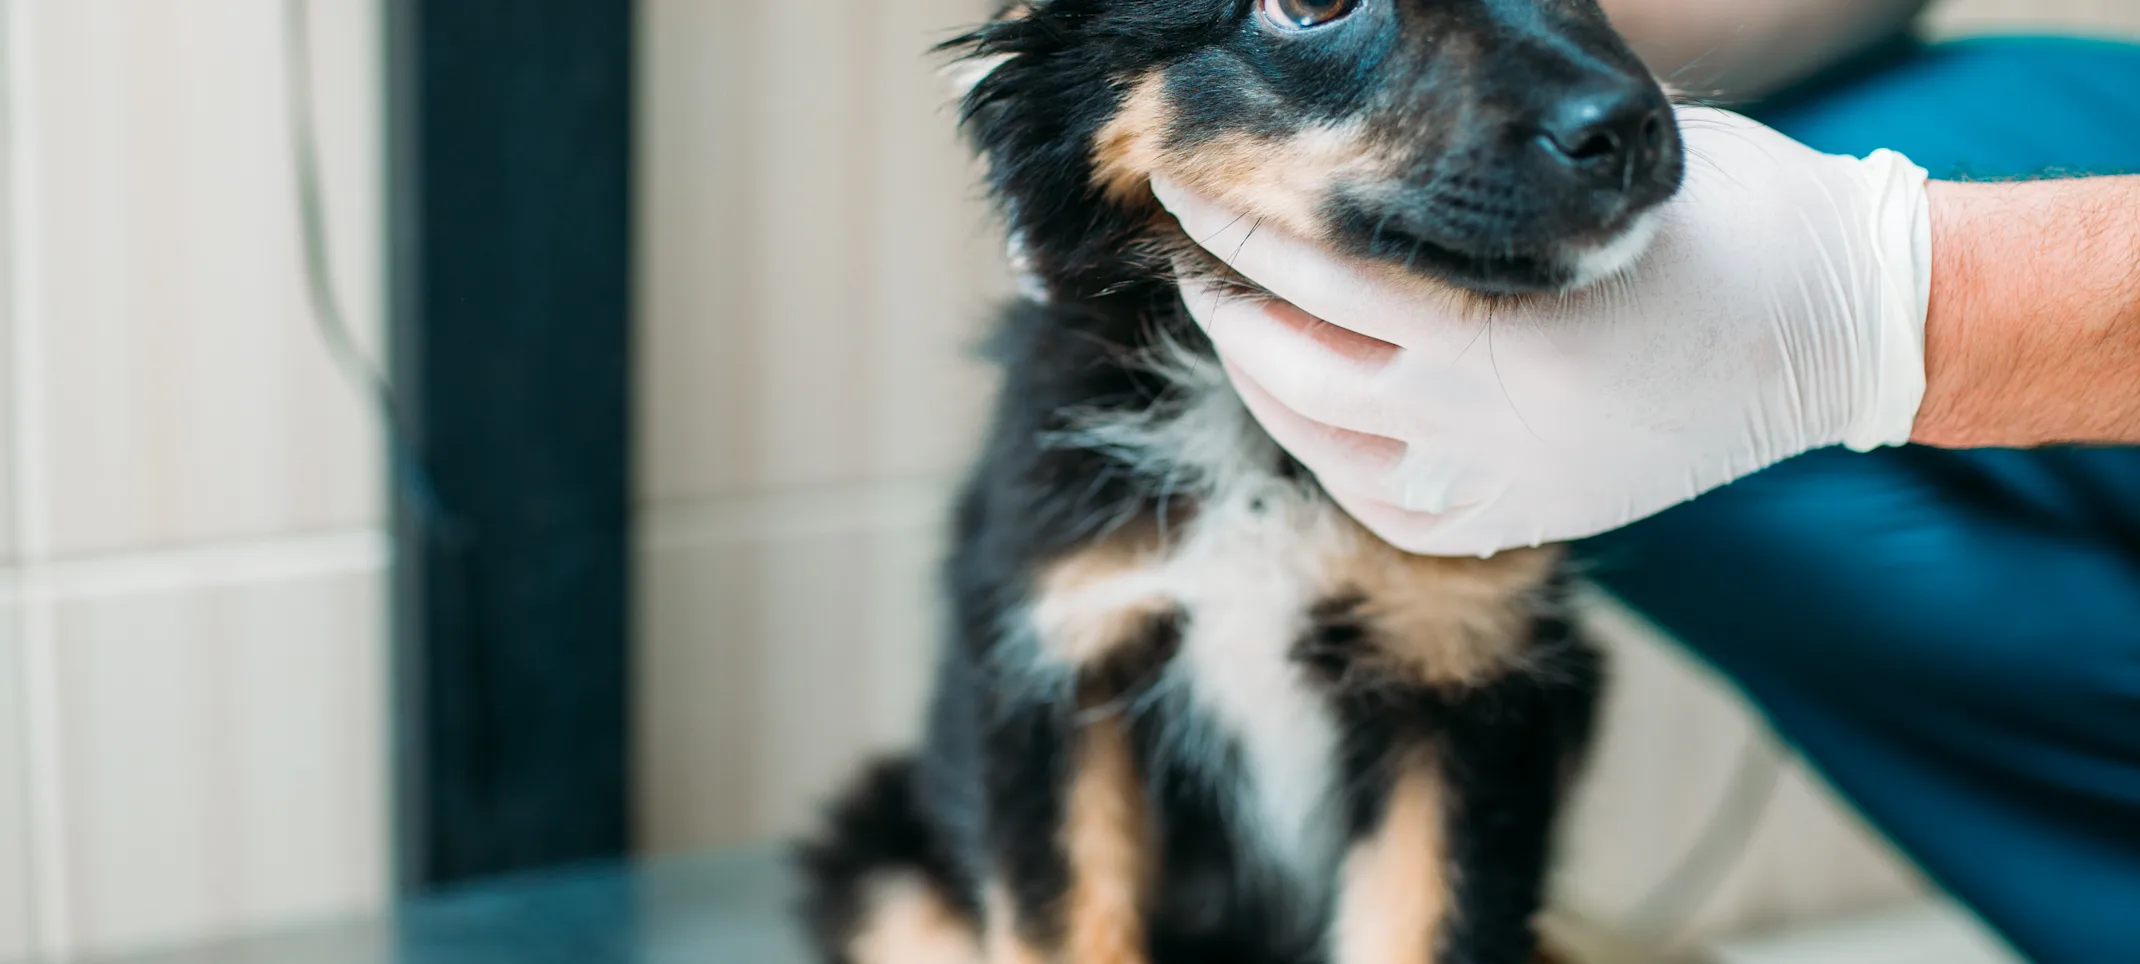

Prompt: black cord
[
  {"left": 1623, "top": 732, "right": 1787, "bottom": 938},
  {"left": 286, "top": 0, "right": 497, "bottom": 885},
  {"left": 282, "top": 0, "right": 459, "bottom": 539}
]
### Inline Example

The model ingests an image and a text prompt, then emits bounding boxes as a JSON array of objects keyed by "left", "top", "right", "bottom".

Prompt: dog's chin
[
  {"left": 1350, "top": 209, "right": 1665, "bottom": 296},
  {"left": 1562, "top": 210, "right": 1662, "bottom": 290}
]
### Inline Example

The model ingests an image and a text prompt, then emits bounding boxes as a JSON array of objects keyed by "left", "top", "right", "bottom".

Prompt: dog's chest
[
  {"left": 1023, "top": 350, "right": 1558, "bottom": 933},
  {"left": 1162, "top": 474, "right": 1357, "bottom": 910},
  {"left": 1033, "top": 360, "right": 1370, "bottom": 908}
]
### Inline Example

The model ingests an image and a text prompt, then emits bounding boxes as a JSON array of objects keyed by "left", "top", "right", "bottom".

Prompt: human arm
[
  {"left": 1916, "top": 177, "right": 2140, "bottom": 447},
  {"left": 1599, "top": 0, "right": 1932, "bottom": 100}
]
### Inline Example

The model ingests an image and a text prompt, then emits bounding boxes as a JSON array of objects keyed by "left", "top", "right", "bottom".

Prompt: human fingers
[
  {"left": 1180, "top": 280, "right": 1410, "bottom": 439},
  {"left": 1156, "top": 177, "right": 1470, "bottom": 348}
]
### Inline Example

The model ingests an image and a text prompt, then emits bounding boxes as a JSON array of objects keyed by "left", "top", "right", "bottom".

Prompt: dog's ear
[
  {"left": 987, "top": 1, "right": 1045, "bottom": 23},
  {"left": 940, "top": 0, "right": 1172, "bottom": 300},
  {"left": 943, "top": 52, "right": 1013, "bottom": 101},
  {"left": 937, "top": 2, "right": 1046, "bottom": 100}
]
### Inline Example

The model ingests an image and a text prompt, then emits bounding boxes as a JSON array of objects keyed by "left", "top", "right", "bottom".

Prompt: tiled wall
[
  {"left": 632, "top": 0, "right": 2139, "bottom": 947},
  {"left": 0, "top": 0, "right": 389, "bottom": 960},
  {"left": 632, "top": 0, "right": 1008, "bottom": 854},
  {"left": 2, "top": 590, "right": 30, "bottom": 961}
]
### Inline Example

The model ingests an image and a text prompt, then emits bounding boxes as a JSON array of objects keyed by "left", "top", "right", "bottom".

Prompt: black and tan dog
[{"left": 799, "top": 1, "right": 1684, "bottom": 962}]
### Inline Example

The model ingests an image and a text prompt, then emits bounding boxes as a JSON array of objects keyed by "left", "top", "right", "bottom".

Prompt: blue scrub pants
[{"left": 1586, "top": 36, "right": 2140, "bottom": 964}]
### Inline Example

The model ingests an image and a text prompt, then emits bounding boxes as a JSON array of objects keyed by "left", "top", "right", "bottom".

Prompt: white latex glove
[{"left": 1156, "top": 106, "right": 1932, "bottom": 557}]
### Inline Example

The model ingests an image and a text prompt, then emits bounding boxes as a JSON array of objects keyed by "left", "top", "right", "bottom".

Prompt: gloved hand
[{"left": 1157, "top": 106, "right": 1933, "bottom": 557}]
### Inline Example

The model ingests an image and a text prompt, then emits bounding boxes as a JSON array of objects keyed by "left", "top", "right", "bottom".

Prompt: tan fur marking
[
  {"left": 1092, "top": 72, "right": 1396, "bottom": 245},
  {"left": 1062, "top": 716, "right": 1152, "bottom": 964},
  {"left": 849, "top": 873, "right": 984, "bottom": 964},
  {"left": 1029, "top": 523, "right": 1174, "bottom": 668},
  {"left": 1326, "top": 527, "right": 1562, "bottom": 688},
  {"left": 1091, "top": 73, "right": 1175, "bottom": 206},
  {"left": 984, "top": 883, "right": 1049, "bottom": 964},
  {"left": 1330, "top": 751, "right": 1452, "bottom": 964}
]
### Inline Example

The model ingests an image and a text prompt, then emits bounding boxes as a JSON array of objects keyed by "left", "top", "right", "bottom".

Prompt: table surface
[
  {"left": 98, "top": 848, "right": 809, "bottom": 964},
  {"left": 78, "top": 851, "right": 2017, "bottom": 964}
]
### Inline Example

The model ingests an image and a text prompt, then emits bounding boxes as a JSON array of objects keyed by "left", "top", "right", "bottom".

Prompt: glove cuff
[{"left": 1840, "top": 149, "right": 1932, "bottom": 452}]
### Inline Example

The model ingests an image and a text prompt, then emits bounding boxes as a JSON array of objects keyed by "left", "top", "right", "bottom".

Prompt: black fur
[
  {"left": 796, "top": 759, "right": 978, "bottom": 964},
  {"left": 798, "top": 1, "right": 1679, "bottom": 961},
  {"left": 954, "top": 0, "right": 1681, "bottom": 296}
]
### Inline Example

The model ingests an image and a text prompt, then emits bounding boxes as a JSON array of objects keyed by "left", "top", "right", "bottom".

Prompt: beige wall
[
  {"left": 633, "top": 0, "right": 2140, "bottom": 948},
  {"left": 1934, "top": 0, "right": 2140, "bottom": 35},
  {"left": 633, "top": 0, "right": 1007, "bottom": 854},
  {"left": 0, "top": 0, "right": 389, "bottom": 960}
]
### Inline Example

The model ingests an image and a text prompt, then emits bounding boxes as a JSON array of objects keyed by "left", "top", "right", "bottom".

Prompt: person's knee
[
  {"left": 1588, "top": 448, "right": 2140, "bottom": 712},
  {"left": 1755, "top": 36, "right": 2140, "bottom": 177},
  {"left": 1585, "top": 450, "right": 1929, "bottom": 674}
]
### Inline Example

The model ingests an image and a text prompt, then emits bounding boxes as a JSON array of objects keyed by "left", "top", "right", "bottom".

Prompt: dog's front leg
[
  {"left": 1327, "top": 746, "right": 1457, "bottom": 964},
  {"left": 980, "top": 698, "right": 1152, "bottom": 964}
]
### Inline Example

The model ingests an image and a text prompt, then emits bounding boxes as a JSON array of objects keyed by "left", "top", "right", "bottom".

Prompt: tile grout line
[
  {"left": 3, "top": 0, "right": 72, "bottom": 956},
  {"left": 4, "top": 528, "right": 389, "bottom": 603}
]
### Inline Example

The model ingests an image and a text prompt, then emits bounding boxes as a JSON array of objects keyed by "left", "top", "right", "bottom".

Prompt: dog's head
[{"left": 950, "top": 0, "right": 1682, "bottom": 299}]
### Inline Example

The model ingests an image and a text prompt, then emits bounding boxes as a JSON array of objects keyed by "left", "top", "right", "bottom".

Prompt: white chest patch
[
  {"left": 1045, "top": 345, "right": 1359, "bottom": 912},
  {"left": 1165, "top": 469, "right": 1352, "bottom": 905}
]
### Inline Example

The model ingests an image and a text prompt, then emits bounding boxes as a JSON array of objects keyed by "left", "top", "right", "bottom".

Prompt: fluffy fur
[{"left": 798, "top": 2, "right": 1682, "bottom": 961}]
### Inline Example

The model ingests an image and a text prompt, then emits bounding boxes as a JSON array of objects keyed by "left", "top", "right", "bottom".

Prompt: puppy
[{"left": 799, "top": 2, "right": 1684, "bottom": 962}]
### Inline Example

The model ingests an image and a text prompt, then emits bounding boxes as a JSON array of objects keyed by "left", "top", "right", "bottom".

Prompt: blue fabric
[{"left": 1585, "top": 36, "right": 2140, "bottom": 964}]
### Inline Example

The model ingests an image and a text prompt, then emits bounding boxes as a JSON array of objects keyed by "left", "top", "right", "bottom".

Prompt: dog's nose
[{"left": 1537, "top": 88, "right": 1671, "bottom": 191}]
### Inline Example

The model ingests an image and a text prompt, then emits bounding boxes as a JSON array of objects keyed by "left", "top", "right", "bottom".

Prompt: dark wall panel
[{"left": 387, "top": 0, "right": 636, "bottom": 888}]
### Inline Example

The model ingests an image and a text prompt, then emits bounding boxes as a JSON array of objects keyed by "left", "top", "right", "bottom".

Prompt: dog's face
[{"left": 954, "top": 0, "right": 1682, "bottom": 296}]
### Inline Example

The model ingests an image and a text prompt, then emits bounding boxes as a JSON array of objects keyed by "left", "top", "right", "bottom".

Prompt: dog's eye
[{"left": 1263, "top": 0, "right": 1358, "bottom": 29}]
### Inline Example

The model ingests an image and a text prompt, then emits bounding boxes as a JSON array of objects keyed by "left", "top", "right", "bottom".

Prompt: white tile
[
  {"left": 636, "top": 0, "right": 1005, "bottom": 505},
  {"left": 22, "top": 0, "right": 385, "bottom": 556},
  {"left": 1, "top": 0, "right": 17, "bottom": 571},
  {"left": 850, "top": 0, "right": 1014, "bottom": 486},
  {"left": 635, "top": 493, "right": 947, "bottom": 854},
  {"left": 46, "top": 561, "right": 387, "bottom": 959},
  {"left": 2, "top": 111, "right": 15, "bottom": 567},
  {"left": 0, "top": 585, "right": 34, "bottom": 962},
  {"left": 1, "top": 282, "right": 14, "bottom": 567},
  {"left": 635, "top": 0, "right": 760, "bottom": 504}
]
